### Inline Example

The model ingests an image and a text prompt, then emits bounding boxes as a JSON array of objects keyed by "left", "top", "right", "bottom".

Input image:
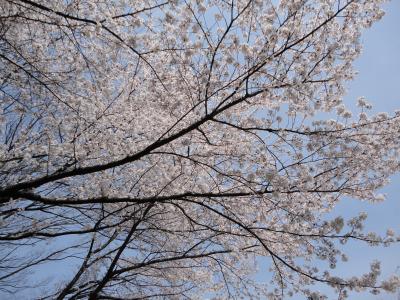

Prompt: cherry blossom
[{"left": 0, "top": 0, "right": 399, "bottom": 299}]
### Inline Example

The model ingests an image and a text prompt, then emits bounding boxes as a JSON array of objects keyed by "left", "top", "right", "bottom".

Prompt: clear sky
[
  {"left": 332, "top": 0, "right": 400, "bottom": 298},
  {"left": 302, "top": 1, "right": 400, "bottom": 298}
]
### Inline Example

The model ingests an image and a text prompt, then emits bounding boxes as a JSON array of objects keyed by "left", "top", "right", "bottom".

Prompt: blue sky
[
  {"left": 333, "top": 0, "right": 400, "bottom": 298},
  {"left": 257, "top": 1, "right": 400, "bottom": 299},
  {"left": 296, "top": 1, "right": 400, "bottom": 298}
]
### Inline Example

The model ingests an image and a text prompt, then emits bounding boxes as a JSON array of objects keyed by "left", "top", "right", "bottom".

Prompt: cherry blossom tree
[{"left": 0, "top": 0, "right": 400, "bottom": 298}]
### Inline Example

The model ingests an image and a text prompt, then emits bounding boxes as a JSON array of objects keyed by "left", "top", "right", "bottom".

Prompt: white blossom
[{"left": 0, "top": 0, "right": 398, "bottom": 299}]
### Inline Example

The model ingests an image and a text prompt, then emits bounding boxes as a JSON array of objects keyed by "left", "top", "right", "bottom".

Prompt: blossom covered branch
[{"left": 1, "top": 0, "right": 400, "bottom": 299}]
